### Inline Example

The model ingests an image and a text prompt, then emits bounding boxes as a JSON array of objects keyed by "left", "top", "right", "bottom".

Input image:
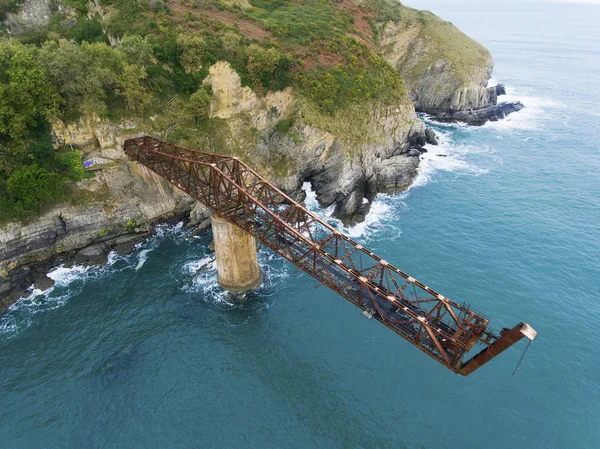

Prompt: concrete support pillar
[{"left": 210, "top": 214, "right": 262, "bottom": 292}]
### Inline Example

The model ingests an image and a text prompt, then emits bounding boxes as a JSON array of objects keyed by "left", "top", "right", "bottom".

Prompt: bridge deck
[{"left": 124, "top": 136, "right": 535, "bottom": 375}]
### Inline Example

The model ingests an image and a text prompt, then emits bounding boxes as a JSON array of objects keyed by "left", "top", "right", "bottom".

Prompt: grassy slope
[
  {"left": 373, "top": 3, "right": 492, "bottom": 114},
  {"left": 385, "top": 6, "right": 490, "bottom": 84}
]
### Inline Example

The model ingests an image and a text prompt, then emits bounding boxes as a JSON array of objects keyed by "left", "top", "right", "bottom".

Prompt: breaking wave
[
  {"left": 0, "top": 223, "right": 186, "bottom": 339},
  {"left": 302, "top": 182, "right": 398, "bottom": 241},
  {"left": 2, "top": 80, "right": 556, "bottom": 337},
  {"left": 409, "top": 126, "right": 491, "bottom": 190},
  {"left": 180, "top": 246, "right": 292, "bottom": 312}
]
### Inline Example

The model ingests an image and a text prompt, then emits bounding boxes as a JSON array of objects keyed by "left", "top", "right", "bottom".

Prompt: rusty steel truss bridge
[{"left": 124, "top": 136, "right": 536, "bottom": 376}]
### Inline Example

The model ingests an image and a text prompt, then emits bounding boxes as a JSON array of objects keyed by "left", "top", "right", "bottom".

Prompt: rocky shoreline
[
  {"left": 0, "top": 216, "right": 182, "bottom": 311},
  {"left": 0, "top": 60, "right": 438, "bottom": 311},
  {"left": 419, "top": 85, "right": 524, "bottom": 126},
  {"left": 433, "top": 101, "right": 524, "bottom": 126}
]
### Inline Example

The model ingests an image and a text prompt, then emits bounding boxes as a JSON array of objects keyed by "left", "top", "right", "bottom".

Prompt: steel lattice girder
[{"left": 124, "top": 136, "right": 536, "bottom": 375}]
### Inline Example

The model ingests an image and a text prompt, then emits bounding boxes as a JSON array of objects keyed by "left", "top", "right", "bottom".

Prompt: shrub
[
  {"left": 6, "top": 165, "right": 64, "bottom": 214},
  {"left": 66, "top": 15, "right": 107, "bottom": 43},
  {"left": 177, "top": 33, "right": 206, "bottom": 72},
  {"left": 126, "top": 219, "right": 136, "bottom": 232},
  {"left": 57, "top": 150, "right": 86, "bottom": 181},
  {"left": 245, "top": 44, "right": 290, "bottom": 91},
  {"left": 274, "top": 118, "right": 294, "bottom": 134},
  {"left": 222, "top": 32, "right": 242, "bottom": 56},
  {"left": 297, "top": 55, "right": 405, "bottom": 115},
  {"left": 118, "top": 64, "right": 152, "bottom": 111},
  {"left": 186, "top": 88, "right": 212, "bottom": 122}
]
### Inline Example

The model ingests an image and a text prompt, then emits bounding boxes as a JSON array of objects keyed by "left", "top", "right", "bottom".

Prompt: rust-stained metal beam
[
  {"left": 459, "top": 323, "right": 537, "bottom": 376},
  {"left": 124, "top": 136, "right": 536, "bottom": 376}
]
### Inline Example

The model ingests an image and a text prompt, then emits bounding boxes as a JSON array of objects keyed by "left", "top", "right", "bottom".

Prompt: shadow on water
[{"left": 208, "top": 303, "right": 416, "bottom": 449}]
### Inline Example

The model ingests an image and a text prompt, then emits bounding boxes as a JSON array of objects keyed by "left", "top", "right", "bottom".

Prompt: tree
[
  {"left": 222, "top": 32, "right": 242, "bottom": 56},
  {"left": 185, "top": 88, "right": 211, "bottom": 122},
  {"left": 0, "top": 42, "right": 61, "bottom": 142},
  {"left": 0, "top": 41, "right": 61, "bottom": 173},
  {"left": 120, "top": 35, "right": 154, "bottom": 67},
  {"left": 118, "top": 64, "right": 151, "bottom": 112},
  {"left": 40, "top": 39, "right": 149, "bottom": 118},
  {"left": 40, "top": 39, "right": 112, "bottom": 118},
  {"left": 6, "top": 164, "right": 64, "bottom": 213},
  {"left": 176, "top": 33, "right": 205, "bottom": 72},
  {"left": 245, "top": 44, "right": 281, "bottom": 90}
]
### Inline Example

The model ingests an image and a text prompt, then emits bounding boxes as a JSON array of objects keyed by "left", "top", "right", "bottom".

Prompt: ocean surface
[{"left": 2, "top": 1, "right": 599, "bottom": 447}]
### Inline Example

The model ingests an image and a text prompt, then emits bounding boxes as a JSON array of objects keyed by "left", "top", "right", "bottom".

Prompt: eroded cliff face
[
  {"left": 376, "top": 8, "right": 522, "bottom": 124},
  {"left": 202, "top": 61, "right": 426, "bottom": 222},
  {"left": 0, "top": 117, "right": 210, "bottom": 310},
  {"left": 0, "top": 60, "right": 428, "bottom": 308},
  {"left": 377, "top": 13, "right": 492, "bottom": 112}
]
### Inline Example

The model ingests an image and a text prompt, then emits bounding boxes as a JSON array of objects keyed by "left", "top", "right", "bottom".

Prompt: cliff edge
[{"left": 376, "top": 5, "right": 523, "bottom": 124}]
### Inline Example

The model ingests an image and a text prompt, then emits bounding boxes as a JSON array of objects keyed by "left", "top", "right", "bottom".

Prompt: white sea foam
[
  {"left": 300, "top": 126, "right": 491, "bottom": 240},
  {"left": 183, "top": 255, "right": 217, "bottom": 276},
  {"left": 180, "top": 251, "right": 233, "bottom": 306},
  {"left": 0, "top": 261, "right": 104, "bottom": 338},
  {"left": 484, "top": 84, "right": 563, "bottom": 131},
  {"left": 135, "top": 249, "right": 152, "bottom": 271},
  {"left": 1, "top": 223, "right": 188, "bottom": 338},
  {"left": 301, "top": 182, "right": 395, "bottom": 240},
  {"left": 179, "top": 246, "right": 292, "bottom": 309},
  {"left": 154, "top": 221, "right": 185, "bottom": 237},
  {"left": 409, "top": 129, "right": 490, "bottom": 190},
  {"left": 48, "top": 264, "right": 93, "bottom": 285}
]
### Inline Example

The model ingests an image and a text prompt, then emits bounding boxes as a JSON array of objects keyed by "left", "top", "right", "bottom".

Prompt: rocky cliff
[
  {"left": 202, "top": 61, "right": 428, "bottom": 222},
  {"left": 2, "top": 0, "right": 52, "bottom": 32},
  {"left": 376, "top": 7, "right": 523, "bottom": 124},
  {"left": 0, "top": 0, "right": 519, "bottom": 310},
  {"left": 0, "top": 61, "right": 429, "bottom": 310},
  {"left": 0, "top": 117, "right": 211, "bottom": 309}
]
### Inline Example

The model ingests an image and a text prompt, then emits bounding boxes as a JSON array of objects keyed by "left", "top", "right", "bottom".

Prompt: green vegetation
[
  {"left": 411, "top": 10, "right": 489, "bottom": 81},
  {"left": 0, "top": 38, "right": 152, "bottom": 222},
  {"left": 126, "top": 218, "right": 136, "bottom": 232},
  {"left": 380, "top": 7, "right": 490, "bottom": 86},
  {"left": 247, "top": 0, "right": 353, "bottom": 46},
  {"left": 177, "top": 33, "right": 206, "bottom": 72},
  {"left": 274, "top": 118, "right": 294, "bottom": 134},
  {"left": 186, "top": 88, "right": 212, "bottom": 122},
  {"left": 297, "top": 51, "right": 405, "bottom": 115},
  {"left": 1, "top": 0, "right": 479, "bottom": 223}
]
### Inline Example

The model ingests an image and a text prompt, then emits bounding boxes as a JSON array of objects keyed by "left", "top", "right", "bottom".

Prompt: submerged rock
[
  {"left": 435, "top": 101, "right": 525, "bottom": 126},
  {"left": 425, "top": 128, "right": 439, "bottom": 146},
  {"left": 33, "top": 275, "right": 55, "bottom": 292}
]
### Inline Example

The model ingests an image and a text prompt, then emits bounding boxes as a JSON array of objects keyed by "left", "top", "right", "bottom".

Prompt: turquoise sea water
[{"left": 2, "top": 1, "right": 599, "bottom": 447}]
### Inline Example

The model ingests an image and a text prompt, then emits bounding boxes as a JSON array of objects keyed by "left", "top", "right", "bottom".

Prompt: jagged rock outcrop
[
  {"left": 203, "top": 61, "right": 426, "bottom": 224},
  {"left": 376, "top": 8, "right": 522, "bottom": 125},
  {"left": 435, "top": 101, "right": 525, "bottom": 126},
  {"left": 3, "top": 0, "right": 52, "bottom": 32}
]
